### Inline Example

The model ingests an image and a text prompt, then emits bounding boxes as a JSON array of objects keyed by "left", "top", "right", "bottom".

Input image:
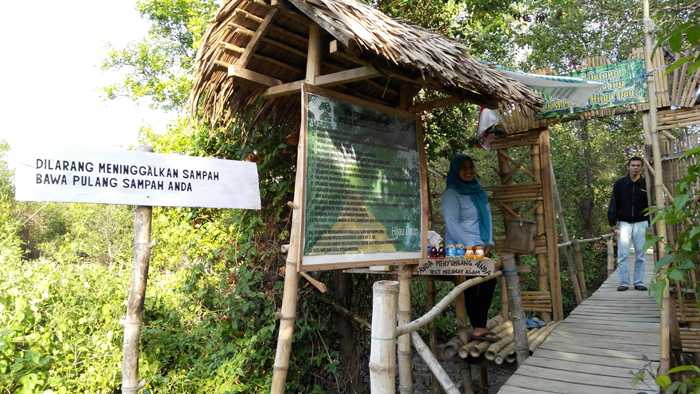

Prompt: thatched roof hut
[{"left": 191, "top": 0, "right": 542, "bottom": 128}]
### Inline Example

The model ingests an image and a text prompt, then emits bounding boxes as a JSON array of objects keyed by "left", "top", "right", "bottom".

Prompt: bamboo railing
[{"left": 555, "top": 232, "right": 616, "bottom": 305}]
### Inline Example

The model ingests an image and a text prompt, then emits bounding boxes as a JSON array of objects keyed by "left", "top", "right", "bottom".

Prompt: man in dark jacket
[{"left": 608, "top": 157, "right": 649, "bottom": 291}]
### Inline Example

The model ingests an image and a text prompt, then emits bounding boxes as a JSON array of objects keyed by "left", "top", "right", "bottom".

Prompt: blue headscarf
[{"left": 446, "top": 154, "right": 492, "bottom": 245}]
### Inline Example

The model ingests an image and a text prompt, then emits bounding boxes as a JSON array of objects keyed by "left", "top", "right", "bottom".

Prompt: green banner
[
  {"left": 540, "top": 59, "right": 648, "bottom": 118},
  {"left": 303, "top": 92, "right": 422, "bottom": 264}
]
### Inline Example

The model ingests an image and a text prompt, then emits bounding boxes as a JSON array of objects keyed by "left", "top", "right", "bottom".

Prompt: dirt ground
[{"left": 412, "top": 353, "right": 517, "bottom": 393}]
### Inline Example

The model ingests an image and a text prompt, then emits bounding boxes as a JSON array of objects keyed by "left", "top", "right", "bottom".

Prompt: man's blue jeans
[{"left": 617, "top": 220, "right": 648, "bottom": 286}]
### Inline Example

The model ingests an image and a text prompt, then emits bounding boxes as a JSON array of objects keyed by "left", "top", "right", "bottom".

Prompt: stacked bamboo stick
[{"left": 457, "top": 321, "right": 559, "bottom": 364}]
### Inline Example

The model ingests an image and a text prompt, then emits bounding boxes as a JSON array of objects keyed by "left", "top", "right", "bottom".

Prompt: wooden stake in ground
[
  {"left": 454, "top": 276, "right": 474, "bottom": 394},
  {"left": 270, "top": 22, "right": 321, "bottom": 393},
  {"left": 502, "top": 253, "right": 529, "bottom": 364},
  {"left": 397, "top": 266, "right": 413, "bottom": 394},
  {"left": 121, "top": 146, "right": 153, "bottom": 394},
  {"left": 369, "top": 281, "right": 399, "bottom": 394}
]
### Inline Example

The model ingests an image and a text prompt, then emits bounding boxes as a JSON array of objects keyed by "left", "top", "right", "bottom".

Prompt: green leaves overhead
[{"left": 101, "top": 0, "right": 217, "bottom": 111}]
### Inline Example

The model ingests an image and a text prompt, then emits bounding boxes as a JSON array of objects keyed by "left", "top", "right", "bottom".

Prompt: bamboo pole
[
  {"left": 396, "top": 82, "right": 414, "bottom": 394},
  {"left": 453, "top": 276, "right": 473, "bottom": 394},
  {"left": 502, "top": 253, "right": 529, "bottom": 364},
  {"left": 397, "top": 266, "right": 413, "bottom": 394},
  {"left": 369, "top": 281, "right": 399, "bottom": 394},
  {"left": 528, "top": 322, "right": 559, "bottom": 352},
  {"left": 270, "top": 22, "right": 321, "bottom": 394},
  {"left": 411, "top": 332, "right": 460, "bottom": 394},
  {"left": 531, "top": 143, "right": 551, "bottom": 321},
  {"left": 572, "top": 239, "right": 588, "bottom": 298},
  {"left": 396, "top": 273, "right": 502, "bottom": 336},
  {"left": 121, "top": 145, "right": 153, "bottom": 394},
  {"left": 494, "top": 327, "right": 542, "bottom": 365},
  {"left": 462, "top": 320, "right": 510, "bottom": 358},
  {"left": 642, "top": 0, "right": 670, "bottom": 373},
  {"left": 539, "top": 129, "right": 564, "bottom": 321},
  {"left": 606, "top": 236, "right": 615, "bottom": 276},
  {"left": 549, "top": 161, "right": 583, "bottom": 304},
  {"left": 500, "top": 276, "right": 509, "bottom": 320},
  {"left": 427, "top": 278, "right": 439, "bottom": 394}
]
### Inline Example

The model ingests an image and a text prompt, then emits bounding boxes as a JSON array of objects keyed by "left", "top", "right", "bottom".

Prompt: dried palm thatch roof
[{"left": 191, "top": 0, "right": 542, "bottom": 128}]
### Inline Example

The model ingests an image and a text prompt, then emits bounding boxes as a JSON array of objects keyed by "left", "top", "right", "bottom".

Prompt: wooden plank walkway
[{"left": 499, "top": 254, "right": 660, "bottom": 394}]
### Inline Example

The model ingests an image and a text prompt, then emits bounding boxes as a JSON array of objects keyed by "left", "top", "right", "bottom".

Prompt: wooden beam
[
  {"left": 221, "top": 42, "right": 303, "bottom": 74},
  {"left": 228, "top": 64, "right": 282, "bottom": 86},
  {"left": 236, "top": 7, "right": 279, "bottom": 68},
  {"left": 262, "top": 80, "right": 304, "bottom": 99},
  {"left": 262, "top": 66, "right": 381, "bottom": 98},
  {"left": 315, "top": 66, "right": 380, "bottom": 87}
]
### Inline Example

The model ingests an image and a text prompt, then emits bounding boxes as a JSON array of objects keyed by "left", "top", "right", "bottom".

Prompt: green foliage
[
  {"left": 648, "top": 146, "right": 700, "bottom": 302},
  {"left": 0, "top": 142, "right": 23, "bottom": 264},
  {"left": 102, "top": 0, "right": 217, "bottom": 110},
  {"left": 656, "top": 365, "right": 700, "bottom": 393}
]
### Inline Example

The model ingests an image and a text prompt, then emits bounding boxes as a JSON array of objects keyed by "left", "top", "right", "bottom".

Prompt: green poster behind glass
[{"left": 303, "top": 91, "right": 422, "bottom": 269}]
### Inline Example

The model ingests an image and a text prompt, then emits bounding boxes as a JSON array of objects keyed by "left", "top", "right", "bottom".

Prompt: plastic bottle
[
  {"left": 455, "top": 243, "right": 465, "bottom": 257},
  {"left": 446, "top": 243, "right": 456, "bottom": 257},
  {"left": 464, "top": 247, "right": 474, "bottom": 260},
  {"left": 474, "top": 246, "right": 485, "bottom": 260}
]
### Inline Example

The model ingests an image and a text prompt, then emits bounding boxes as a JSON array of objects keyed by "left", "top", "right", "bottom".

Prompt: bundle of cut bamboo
[{"left": 457, "top": 321, "right": 559, "bottom": 364}]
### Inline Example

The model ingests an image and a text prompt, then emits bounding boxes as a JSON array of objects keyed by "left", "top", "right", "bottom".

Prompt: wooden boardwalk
[{"left": 499, "top": 254, "right": 660, "bottom": 394}]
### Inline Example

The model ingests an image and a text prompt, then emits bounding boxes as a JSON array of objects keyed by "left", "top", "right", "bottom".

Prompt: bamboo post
[
  {"left": 454, "top": 276, "right": 473, "bottom": 394},
  {"left": 397, "top": 266, "right": 413, "bottom": 394},
  {"left": 369, "top": 281, "right": 399, "bottom": 394},
  {"left": 500, "top": 277, "right": 509, "bottom": 320},
  {"left": 427, "top": 278, "right": 439, "bottom": 394},
  {"left": 396, "top": 82, "right": 414, "bottom": 394},
  {"left": 572, "top": 239, "right": 587, "bottom": 297},
  {"left": 642, "top": 0, "right": 670, "bottom": 373},
  {"left": 121, "top": 145, "right": 153, "bottom": 394},
  {"left": 606, "top": 236, "right": 615, "bottom": 276},
  {"left": 549, "top": 161, "right": 583, "bottom": 303},
  {"left": 539, "top": 129, "right": 564, "bottom": 321},
  {"left": 270, "top": 22, "right": 321, "bottom": 394},
  {"left": 530, "top": 143, "right": 551, "bottom": 321},
  {"left": 502, "top": 253, "right": 529, "bottom": 364}
]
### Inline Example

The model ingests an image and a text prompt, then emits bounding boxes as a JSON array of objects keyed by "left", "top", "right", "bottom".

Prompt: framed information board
[{"left": 300, "top": 85, "right": 426, "bottom": 271}]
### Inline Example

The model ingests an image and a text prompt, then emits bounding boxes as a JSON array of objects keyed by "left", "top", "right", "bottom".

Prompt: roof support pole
[
  {"left": 397, "top": 82, "right": 415, "bottom": 394},
  {"left": 642, "top": 0, "right": 670, "bottom": 374},
  {"left": 270, "top": 22, "right": 322, "bottom": 394}
]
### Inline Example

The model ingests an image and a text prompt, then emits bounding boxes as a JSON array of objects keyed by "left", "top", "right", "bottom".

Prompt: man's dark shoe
[
  {"left": 617, "top": 285, "right": 629, "bottom": 291},
  {"left": 634, "top": 284, "right": 648, "bottom": 291}
]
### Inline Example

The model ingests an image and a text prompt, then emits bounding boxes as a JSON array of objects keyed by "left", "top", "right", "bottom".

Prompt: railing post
[
  {"left": 369, "top": 281, "right": 399, "bottom": 394},
  {"left": 572, "top": 240, "right": 588, "bottom": 298},
  {"left": 606, "top": 236, "right": 615, "bottom": 276},
  {"left": 502, "top": 253, "right": 529, "bottom": 365}
]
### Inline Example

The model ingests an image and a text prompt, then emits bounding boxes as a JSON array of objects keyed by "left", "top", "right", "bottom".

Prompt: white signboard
[{"left": 13, "top": 148, "right": 261, "bottom": 209}]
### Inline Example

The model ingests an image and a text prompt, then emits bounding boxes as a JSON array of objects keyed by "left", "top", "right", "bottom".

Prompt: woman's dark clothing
[{"left": 462, "top": 277, "right": 497, "bottom": 328}]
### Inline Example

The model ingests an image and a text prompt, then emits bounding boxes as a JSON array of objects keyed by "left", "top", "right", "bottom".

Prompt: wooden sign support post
[
  {"left": 642, "top": 0, "right": 671, "bottom": 373},
  {"left": 121, "top": 146, "right": 153, "bottom": 394},
  {"left": 270, "top": 22, "right": 321, "bottom": 394}
]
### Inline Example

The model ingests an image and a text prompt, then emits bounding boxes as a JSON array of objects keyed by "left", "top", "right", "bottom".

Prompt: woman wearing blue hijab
[{"left": 442, "top": 154, "right": 497, "bottom": 341}]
